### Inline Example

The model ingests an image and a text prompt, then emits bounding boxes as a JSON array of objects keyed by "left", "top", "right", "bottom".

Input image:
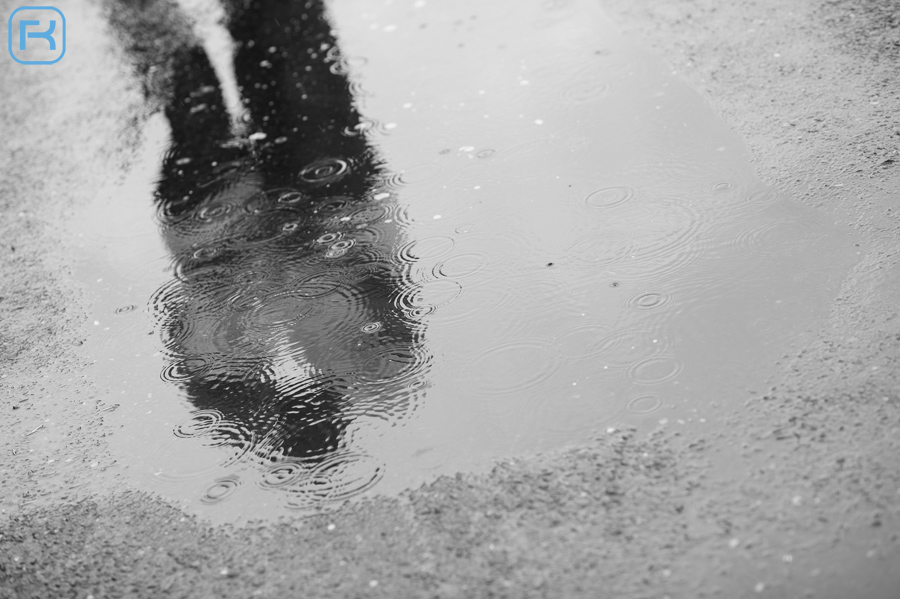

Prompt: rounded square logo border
[{"left": 7, "top": 5, "right": 66, "bottom": 65}]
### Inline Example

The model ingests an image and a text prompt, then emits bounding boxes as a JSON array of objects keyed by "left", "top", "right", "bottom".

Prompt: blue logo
[{"left": 8, "top": 6, "right": 65, "bottom": 65}]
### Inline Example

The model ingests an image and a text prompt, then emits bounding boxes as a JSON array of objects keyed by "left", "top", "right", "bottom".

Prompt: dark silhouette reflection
[{"left": 138, "top": 0, "right": 428, "bottom": 503}]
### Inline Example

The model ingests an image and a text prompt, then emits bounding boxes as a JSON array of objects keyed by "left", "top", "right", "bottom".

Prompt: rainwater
[{"left": 68, "top": 0, "right": 855, "bottom": 521}]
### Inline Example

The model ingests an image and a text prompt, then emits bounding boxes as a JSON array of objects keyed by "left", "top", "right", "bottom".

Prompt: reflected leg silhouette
[{"left": 115, "top": 0, "right": 429, "bottom": 502}]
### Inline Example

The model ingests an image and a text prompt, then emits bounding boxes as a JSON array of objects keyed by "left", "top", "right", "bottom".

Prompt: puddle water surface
[{"left": 68, "top": 0, "right": 855, "bottom": 521}]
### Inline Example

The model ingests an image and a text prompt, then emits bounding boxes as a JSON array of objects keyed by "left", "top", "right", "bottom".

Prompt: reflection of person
[{"left": 142, "top": 0, "right": 427, "bottom": 464}]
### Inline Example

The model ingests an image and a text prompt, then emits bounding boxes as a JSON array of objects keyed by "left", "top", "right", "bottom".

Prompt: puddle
[{"left": 67, "top": 0, "right": 856, "bottom": 521}]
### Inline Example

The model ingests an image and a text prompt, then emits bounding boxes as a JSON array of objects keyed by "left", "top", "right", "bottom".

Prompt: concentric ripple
[
  {"left": 741, "top": 187, "right": 780, "bottom": 204},
  {"left": 200, "top": 476, "right": 241, "bottom": 504},
  {"left": 393, "top": 279, "right": 463, "bottom": 318},
  {"left": 276, "top": 190, "right": 306, "bottom": 205},
  {"left": 161, "top": 358, "right": 212, "bottom": 383},
  {"left": 464, "top": 339, "right": 561, "bottom": 395},
  {"left": 152, "top": 418, "right": 254, "bottom": 484},
  {"left": 432, "top": 252, "right": 489, "bottom": 280},
  {"left": 395, "top": 162, "right": 446, "bottom": 186},
  {"left": 197, "top": 202, "right": 236, "bottom": 223},
  {"left": 589, "top": 328, "right": 664, "bottom": 367},
  {"left": 355, "top": 343, "right": 431, "bottom": 387},
  {"left": 248, "top": 292, "right": 317, "bottom": 326},
  {"left": 626, "top": 395, "right": 662, "bottom": 414},
  {"left": 174, "top": 409, "right": 225, "bottom": 438},
  {"left": 584, "top": 185, "right": 635, "bottom": 209},
  {"left": 626, "top": 355, "right": 683, "bottom": 385},
  {"left": 284, "top": 452, "right": 385, "bottom": 508},
  {"left": 563, "top": 233, "right": 634, "bottom": 268},
  {"left": 588, "top": 198, "right": 708, "bottom": 282},
  {"left": 727, "top": 214, "right": 826, "bottom": 254},
  {"left": 554, "top": 323, "right": 611, "bottom": 360},
  {"left": 625, "top": 290, "right": 673, "bottom": 311},
  {"left": 299, "top": 158, "right": 349, "bottom": 185},
  {"left": 560, "top": 78, "right": 611, "bottom": 103},
  {"left": 397, "top": 236, "right": 456, "bottom": 263},
  {"left": 259, "top": 460, "right": 318, "bottom": 489}
]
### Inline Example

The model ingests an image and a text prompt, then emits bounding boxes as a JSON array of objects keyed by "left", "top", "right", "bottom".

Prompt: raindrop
[
  {"left": 626, "top": 395, "right": 662, "bottom": 414},
  {"left": 328, "top": 55, "right": 368, "bottom": 76},
  {"left": 625, "top": 291, "right": 672, "bottom": 311},
  {"left": 356, "top": 343, "right": 431, "bottom": 385},
  {"left": 285, "top": 452, "right": 384, "bottom": 508},
  {"left": 464, "top": 339, "right": 561, "bottom": 395},
  {"left": 741, "top": 188, "right": 779, "bottom": 204},
  {"left": 197, "top": 203, "right": 234, "bottom": 222},
  {"left": 330, "top": 239, "right": 356, "bottom": 251},
  {"left": 397, "top": 236, "right": 456, "bottom": 263},
  {"left": 311, "top": 196, "right": 351, "bottom": 214},
  {"left": 395, "top": 162, "right": 445, "bottom": 185},
  {"left": 713, "top": 182, "right": 734, "bottom": 192},
  {"left": 405, "top": 305, "right": 436, "bottom": 319},
  {"left": 277, "top": 191, "right": 305, "bottom": 204},
  {"left": 171, "top": 259, "right": 234, "bottom": 288},
  {"left": 563, "top": 233, "right": 634, "bottom": 268},
  {"left": 361, "top": 321, "right": 382, "bottom": 333},
  {"left": 115, "top": 305, "right": 137, "bottom": 314},
  {"left": 626, "top": 356, "right": 683, "bottom": 385},
  {"left": 585, "top": 185, "right": 634, "bottom": 209},
  {"left": 174, "top": 409, "right": 224, "bottom": 438},
  {"left": 192, "top": 247, "right": 218, "bottom": 260},
  {"left": 157, "top": 313, "right": 197, "bottom": 350},
  {"left": 259, "top": 461, "right": 314, "bottom": 489},
  {"left": 299, "top": 158, "right": 349, "bottom": 184},
  {"left": 476, "top": 149, "right": 496, "bottom": 159},
  {"left": 432, "top": 253, "right": 488, "bottom": 280},
  {"left": 554, "top": 323, "right": 610, "bottom": 360},
  {"left": 317, "top": 232, "right": 342, "bottom": 244},
  {"left": 200, "top": 476, "right": 241, "bottom": 504},
  {"left": 161, "top": 361, "right": 197, "bottom": 383},
  {"left": 394, "top": 279, "right": 462, "bottom": 316},
  {"left": 594, "top": 199, "right": 707, "bottom": 282},
  {"left": 590, "top": 328, "right": 663, "bottom": 367},
  {"left": 342, "top": 116, "right": 385, "bottom": 137},
  {"left": 346, "top": 204, "right": 390, "bottom": 224}
]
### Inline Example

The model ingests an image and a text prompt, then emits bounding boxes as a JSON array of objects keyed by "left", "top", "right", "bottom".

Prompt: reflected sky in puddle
[{"left": 69, "top": 0, "right": 856, "bottom": 521}]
